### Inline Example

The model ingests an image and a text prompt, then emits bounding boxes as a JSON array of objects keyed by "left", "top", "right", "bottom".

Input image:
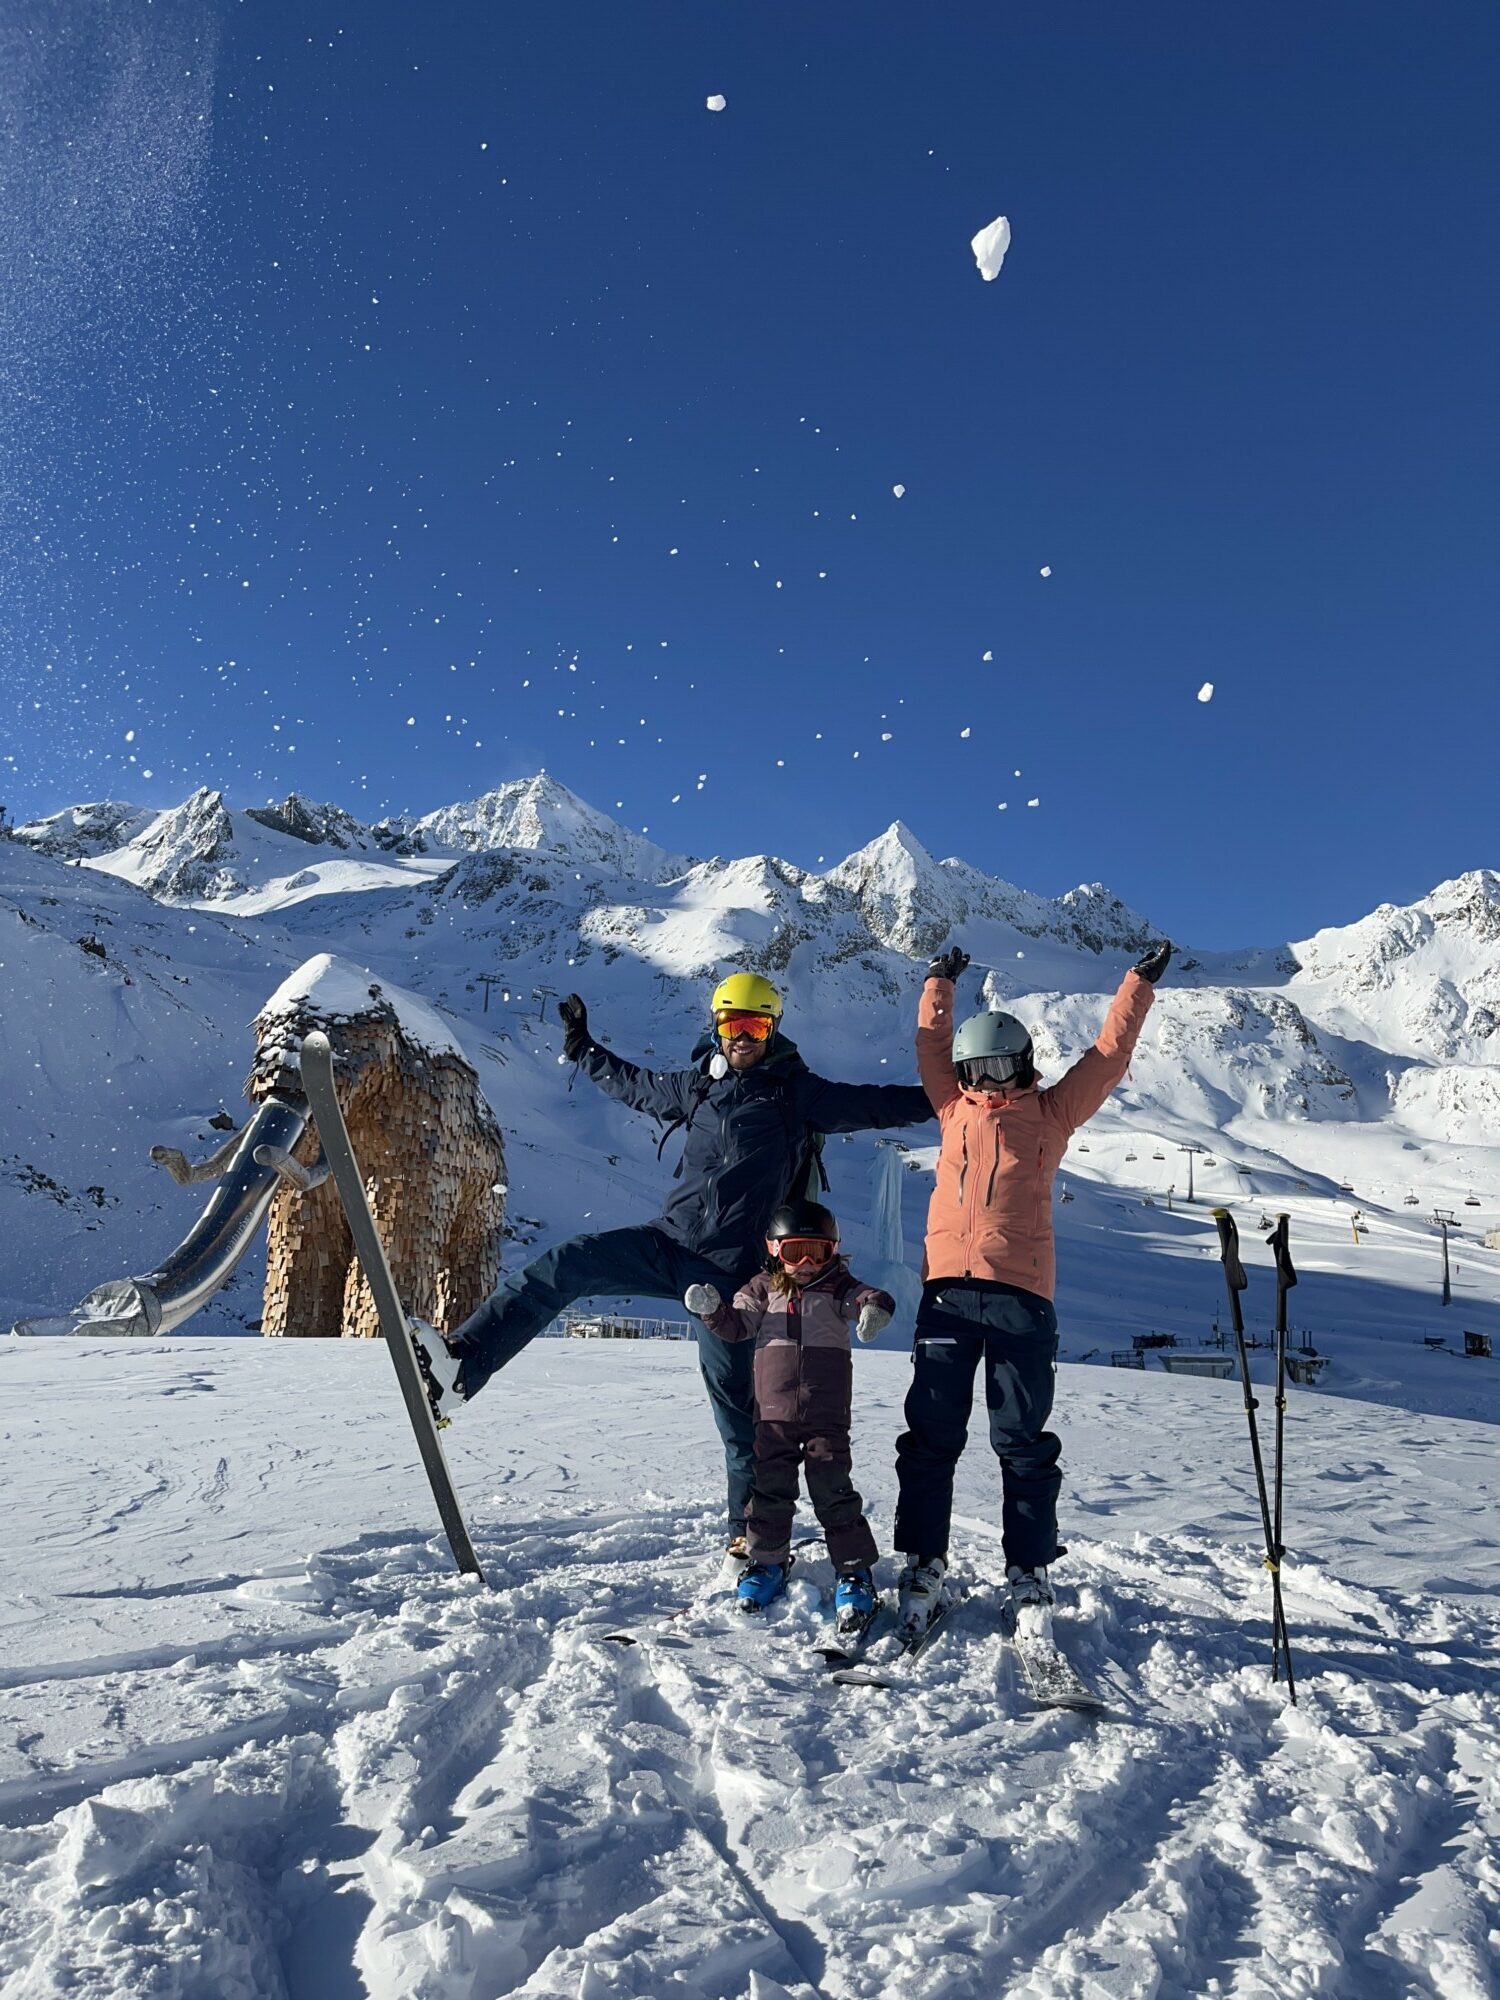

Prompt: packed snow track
[{"left": 1, "top": 1339, "right": 1496, "bottom": 1999}]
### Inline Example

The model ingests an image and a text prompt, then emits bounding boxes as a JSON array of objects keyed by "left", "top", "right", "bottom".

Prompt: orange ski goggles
[
  {"left": 715, "top": 1010, "right": 775, "bottom": 1042},
  {"left": 770, "top": 1236, "right": 835, "bottom": 1267}
]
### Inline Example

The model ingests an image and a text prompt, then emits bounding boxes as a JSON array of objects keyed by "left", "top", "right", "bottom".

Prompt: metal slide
[{"left": 11, "top": 1096, "right": 318, "bottom": 1337}]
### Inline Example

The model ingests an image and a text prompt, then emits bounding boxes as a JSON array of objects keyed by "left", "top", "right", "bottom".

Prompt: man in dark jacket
[{"left": 425, "top": 972, "right": 932, "bottom": 1555}]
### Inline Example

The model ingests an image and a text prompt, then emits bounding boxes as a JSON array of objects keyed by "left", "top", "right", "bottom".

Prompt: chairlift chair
[
  {"left": 1125, "top": 1150, "right": 1138, "bottom": 1163},
  {"left": 1203, "top": 1156, "right": 1218, "bottom": 1167},
  {"left": 1404, "top": 1191, "right": 1419, "bottom": 1206},
  {"left": 1152, "top": 1150, "right": 1166, "bottom": 1161},
  {"left": 1464, "top": 1195, "right": 1481, "bottom": 1207}
]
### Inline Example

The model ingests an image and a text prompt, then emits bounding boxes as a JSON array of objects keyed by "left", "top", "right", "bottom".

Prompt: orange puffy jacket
[{"left": 917, "top": 972, "right": 1155, "bottom": 1299}]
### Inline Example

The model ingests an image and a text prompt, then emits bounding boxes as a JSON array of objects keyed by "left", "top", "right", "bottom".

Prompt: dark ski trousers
[
  {"left": 892, "top": 1279, "right": 1062, "bottom": 1572},
  {"left": 747, "top": 1422, "right": 878, "bottom": 1571},
  {"left": 446, "top": 1223, "right": 756, "bottom": 1538}
]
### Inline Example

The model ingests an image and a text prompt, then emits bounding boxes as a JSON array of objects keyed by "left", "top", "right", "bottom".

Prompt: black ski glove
[
  {"left": 558, "top": 993, "right": 592, "bottom": 1061},
  {"left": 1133, "top": 941, "right": 1173, "bottom": 985},
  {"left": 927, "top": 946, "right": 971, "bottom": 984}
]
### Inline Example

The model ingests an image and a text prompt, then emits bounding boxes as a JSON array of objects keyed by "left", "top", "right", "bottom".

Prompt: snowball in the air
[
  {"left": 959, "top": 727, "right": 971, "bottom": 740},
  {"left": 706, "top": 94, "right": 726, "bottom": 112},
  {"left": 971, "top": 214, "right": 1011, "bottom": 282},
  {"left": 892, "top": 483, "right": 906, "bottom": 499},
  {"left": 982, "top": 649, "right": 993, "bottom": 662},
  {"left": 1197, "top": 682, "right": 1215, "bottom": 703},
  {"left": 1039, "top": 565, "right": 1052, "bottom": 578}
]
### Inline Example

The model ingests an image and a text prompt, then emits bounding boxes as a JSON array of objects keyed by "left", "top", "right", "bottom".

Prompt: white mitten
[
  {"left": 684, "top": 1283, "right": 722, "bottom": 1319},
  {"left": 856, "top": 1303, "right": 892, "bottom": 1344}
]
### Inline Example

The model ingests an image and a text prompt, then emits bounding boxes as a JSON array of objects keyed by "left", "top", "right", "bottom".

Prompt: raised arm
[
  {"left": 1044, "top": 970, "right": 1156, "bottom": 1133},
  {"left": 917, "top": 980, "right": 962, "bottom": 1115},
  {"left": 575, "top": 1040, "right": 701, "bottom": 1122}
]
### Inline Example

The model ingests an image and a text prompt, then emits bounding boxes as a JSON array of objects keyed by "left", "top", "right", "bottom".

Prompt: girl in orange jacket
[{"left": 892, "top": 939, "right": 1170, "bottom": 1645}]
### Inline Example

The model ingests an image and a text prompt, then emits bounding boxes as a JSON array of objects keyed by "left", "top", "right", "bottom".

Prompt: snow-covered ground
[{"left": 2, "top": 1337, "right": 1497, "bottom": 1999}]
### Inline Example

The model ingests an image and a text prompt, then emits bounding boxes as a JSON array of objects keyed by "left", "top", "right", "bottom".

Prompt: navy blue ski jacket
[{"left": 576, "top": 1032, "right": 932, "bottom": 1281}]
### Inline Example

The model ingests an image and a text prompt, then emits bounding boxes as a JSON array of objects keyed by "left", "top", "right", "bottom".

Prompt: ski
[
  {"left": 811, "top": 1601, "right": 883, "bottom": 1669},
  {"left": 299, "top": 1030, "right": 485, "bottom": 1582},
  {"left": 1004, "top": 1623, "right": 1102, "bottom": 1710}
]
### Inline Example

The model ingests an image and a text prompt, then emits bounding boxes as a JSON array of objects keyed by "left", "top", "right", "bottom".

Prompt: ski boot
[
  {"left": 834, "top": 1565, "right": 879, "bottom": 1641},
  {"left": 1005, "top": 1564, "right": 1055, "bottom": 1646},
  {"left": 408, "top": 1319, "right": 467, "bottom": 1426},
  {"left": 736, "top": 1557, "right": 792, "bottom": 1612},
  {"left": 896, "top": 1552, "right": 948, "bottom": 1647}
]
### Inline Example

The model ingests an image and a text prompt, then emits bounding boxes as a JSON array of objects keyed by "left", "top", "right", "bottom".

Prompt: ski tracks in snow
[{"left": 1, "top": 1501, "right": 1498, "bottom": 1999}]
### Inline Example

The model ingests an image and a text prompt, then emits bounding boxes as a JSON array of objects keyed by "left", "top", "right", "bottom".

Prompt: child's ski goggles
[
  {"left": 715, "top": 1010, "right": 775, "bottom": 1042},
  {"left": 770, "top": 1236, "right": 835, "bottom": 1266}
]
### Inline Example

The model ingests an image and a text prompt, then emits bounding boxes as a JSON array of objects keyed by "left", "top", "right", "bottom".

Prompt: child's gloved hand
[
  {"left": 684, "top": 1283, "right": 722, "bottom": 1319},
  {"left": 855, "top": 1302, "right": 892, "bottom": 1343}
]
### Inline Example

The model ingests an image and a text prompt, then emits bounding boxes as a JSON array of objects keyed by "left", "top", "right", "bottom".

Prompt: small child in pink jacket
[{"left": 685, "top": 1198, "right": 893, "bottom": 1624}]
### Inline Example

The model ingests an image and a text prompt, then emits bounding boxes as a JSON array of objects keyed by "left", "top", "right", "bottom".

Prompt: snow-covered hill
[
  {"left": 2, "top": 778, "right": 1497, "bottom": 1422},
  {"left": 0, "top": 1338, "right": 1496, "bottom": 1999}
]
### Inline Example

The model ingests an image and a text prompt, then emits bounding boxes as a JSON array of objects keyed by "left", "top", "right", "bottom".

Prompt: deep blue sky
[{"left": 3, "top": 1, "right": 1495, "bottom": 945}]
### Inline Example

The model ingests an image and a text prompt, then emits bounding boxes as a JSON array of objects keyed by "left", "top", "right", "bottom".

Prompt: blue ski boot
[
  {"left": 736, "top": 1559, "right": 790, "bottom": 1612},
  {"left": 834, "top": 1565, "right": 878, "bottom": 1640}
]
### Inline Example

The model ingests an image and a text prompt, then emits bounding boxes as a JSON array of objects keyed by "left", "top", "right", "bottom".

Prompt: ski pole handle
[{"left": 1212, "top": 1207, "right": 1248, "bottom": 1336}]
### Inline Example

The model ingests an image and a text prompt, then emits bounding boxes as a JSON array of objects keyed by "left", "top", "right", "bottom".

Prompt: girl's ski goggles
[
  {"left": 770, "top": 1236, "right": 836, "bottom": 1266},
  {"left": 716, "top": 1010, "right": 775, "bottom": 1042}
]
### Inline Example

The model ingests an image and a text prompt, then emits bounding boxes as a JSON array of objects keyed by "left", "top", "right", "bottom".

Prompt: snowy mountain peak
[
  {"left": 99, "top": 787, "right": 242, "bottom": 903},
  {"left": 399, "top": 771, "right": 693, "bottom": 883},
  {"left": 12, "top": 799, "right": 158, "bottom": 862},
  {"left": 824, "top": 822, "right": 955, "bottom": 956},
  {"left": 243, "top": 794, "right": 374, "bottom": 852}
]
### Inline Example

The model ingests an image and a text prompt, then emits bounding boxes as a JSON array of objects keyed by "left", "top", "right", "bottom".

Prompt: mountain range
[{"left": 4, "top": 771, "right": 1497, "bottom": 1416}]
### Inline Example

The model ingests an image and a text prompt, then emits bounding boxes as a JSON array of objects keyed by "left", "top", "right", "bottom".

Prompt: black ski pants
[
  {"left": 892, "top": 1279, "right": 1062, "bottom": 1572},
  {"left": 747, "top": 1422, "right": 878, "bottom": 1571},
  {"left": 446, "top": 1223, "right": 756, "bottom": 1537}
]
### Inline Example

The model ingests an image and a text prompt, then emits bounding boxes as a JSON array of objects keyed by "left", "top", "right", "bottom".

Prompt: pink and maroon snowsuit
[{"left": 701, "top": 1260, "right": 893, "bottom": 1570}]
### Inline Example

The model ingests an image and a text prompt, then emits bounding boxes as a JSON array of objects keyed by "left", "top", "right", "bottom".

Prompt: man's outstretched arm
[
  {"left": 560, "top": 995, "right": 700, "bottom": 1121},
  {"left": 798, "top": 1073, "right": 934, "bottom": 1134}
]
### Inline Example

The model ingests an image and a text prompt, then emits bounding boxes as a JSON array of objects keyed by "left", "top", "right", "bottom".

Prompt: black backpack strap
[{"left": 658, "top": 1071, "right": 714, "bottom": 1175}]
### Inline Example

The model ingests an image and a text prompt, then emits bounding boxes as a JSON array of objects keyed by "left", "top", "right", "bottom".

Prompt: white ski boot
[
  {"left": 408, "top": 1319, "right": 467, "bottom": 1424},
  {"left": 1005, "top": 1564, "right": 1055, "bottom": 1646},
  {"left": 896, "top": 1553, "right": 948, "bottom": 1645}
]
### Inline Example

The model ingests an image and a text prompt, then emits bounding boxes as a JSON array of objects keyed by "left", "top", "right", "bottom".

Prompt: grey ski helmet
[{"left": 951, "top": 1009, "right": 1034, "bottom": 1092}]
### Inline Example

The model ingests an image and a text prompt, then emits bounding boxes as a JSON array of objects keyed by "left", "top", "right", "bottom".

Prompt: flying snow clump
[
  {"left": 1039, "top": 565, "right": 1052, "bottom": 578},
  {"left": 971, "top": 214, "right": 1011, "bottom": 282},
  {"left": 1198, "top": 682, "right": 1215, "bottom": 703},
  {"left": 892, "top": 483, "right": 906, "bottom": 499},
  {"left": 706, "top": 94, "right": 726, "bottom": 112}
]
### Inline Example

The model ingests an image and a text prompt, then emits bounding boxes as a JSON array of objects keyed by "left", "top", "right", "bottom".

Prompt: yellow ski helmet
[{"left": 710, "top": 972, "right": 783, "bottom": 1020}]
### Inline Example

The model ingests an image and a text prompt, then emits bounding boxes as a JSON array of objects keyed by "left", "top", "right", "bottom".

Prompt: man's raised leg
[{"left": 446, "top": 1225, "right": 676, "bottom": 1397}]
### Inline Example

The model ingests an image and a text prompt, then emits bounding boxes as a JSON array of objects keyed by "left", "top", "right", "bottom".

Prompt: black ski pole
[
  {"left": 1212, "top": 1207, "right": 1296, "bottom": 1700},
  {"left": 1267, "top": 1213, "right": 1298, "bottom": 1701}
]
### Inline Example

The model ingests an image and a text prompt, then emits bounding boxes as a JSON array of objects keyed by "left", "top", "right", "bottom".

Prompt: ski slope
[{"left": 1, "top": 1337, "right": 1496, "bottom": 1999}]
